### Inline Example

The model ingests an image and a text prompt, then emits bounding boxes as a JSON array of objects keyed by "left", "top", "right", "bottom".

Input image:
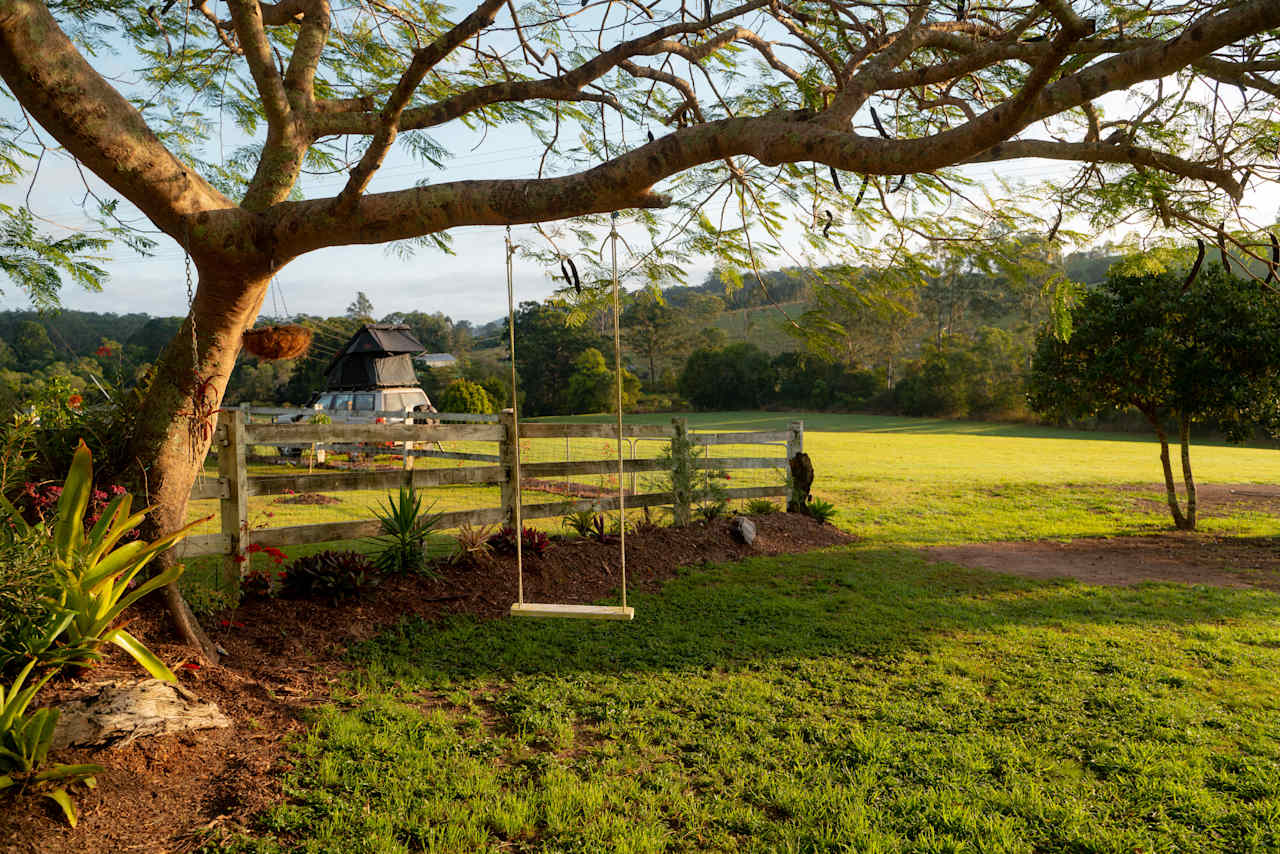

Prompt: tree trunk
[
  {"left": 126, "top": 264, "right": 274, "bottom": 662},
  {"left": 1179, "top": 416, "right": 1197, "bottom": 530},
  {"left": 1142, "top": 409, "right": 1189, "bottom": 530}
]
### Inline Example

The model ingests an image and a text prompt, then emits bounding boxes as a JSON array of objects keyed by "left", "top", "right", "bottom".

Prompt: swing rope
[
  {"left": 506, "top": 226, "right": 525, "bottom": 606},
  {"left": 610, "top": 213, "right": 627, "bottom": 610},
  {"left": 508, "top": 218, "right": 634, "bottom": 621}
]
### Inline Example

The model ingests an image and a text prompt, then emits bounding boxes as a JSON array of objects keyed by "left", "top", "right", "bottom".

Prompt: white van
[{"left": 309, "top": 386, "right": 435, "bottom": 422}]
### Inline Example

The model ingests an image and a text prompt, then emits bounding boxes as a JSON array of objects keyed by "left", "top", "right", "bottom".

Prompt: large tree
[{"left": 1, "top": 0, "right": 1277, "bottom": 656}]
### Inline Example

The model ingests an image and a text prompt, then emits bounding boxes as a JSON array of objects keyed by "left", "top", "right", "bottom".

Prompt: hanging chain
[{"left": 184, "top": 222, "right": 198, "bottom": 369}]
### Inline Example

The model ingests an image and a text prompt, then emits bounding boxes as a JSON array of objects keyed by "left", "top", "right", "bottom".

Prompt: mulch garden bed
[{"left": 1, "top": 513, "right": 850, "bottom": 854}]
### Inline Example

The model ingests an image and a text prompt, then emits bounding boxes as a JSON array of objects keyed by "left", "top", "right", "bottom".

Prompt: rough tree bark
[{"left": 127, "top": 267, "right": 277, "bottom": 661}]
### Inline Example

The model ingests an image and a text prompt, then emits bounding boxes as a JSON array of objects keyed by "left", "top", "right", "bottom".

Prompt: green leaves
[
  {"left": 0, "top": 618, "right": 103, "bottom": 827},
  {"left": 105, "top": 628, "right": 176, "bottom": 682},
  {"left": 41, "top": 441, "right": 204, "bottom": 680},
  {"left": 372, "top": 486, "right": 443, "bottom": 575}
]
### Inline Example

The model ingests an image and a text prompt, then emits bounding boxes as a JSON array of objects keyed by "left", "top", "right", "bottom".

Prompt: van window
[
  {"left": 332, "top": 394, "right": 353, "bottom": 411},
  {"left": 354, "top": 394, "right": 375, "bottom": 412},
  {"left": 382, "top": 392, "right": 404, "bottom": 412},
  {"left": 314, "top": 394, "right": 332, "bottom": 409}
]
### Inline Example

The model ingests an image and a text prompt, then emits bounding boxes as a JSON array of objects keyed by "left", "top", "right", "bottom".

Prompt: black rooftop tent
[{"left": 324, "top": 323, "right": 426, "bottom": 390}]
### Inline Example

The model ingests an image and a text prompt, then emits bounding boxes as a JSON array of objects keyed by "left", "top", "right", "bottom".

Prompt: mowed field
[{"left": 203, "top": 413, "right": 1280, "bottom": 853}]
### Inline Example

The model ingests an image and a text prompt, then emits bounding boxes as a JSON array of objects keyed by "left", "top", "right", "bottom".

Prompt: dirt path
[
  {"left": 926, "top": 534, "right": 1280, "bottom": 591},
  {"left": 925, "top": 482, "right": 1280, "bottom": 591}
]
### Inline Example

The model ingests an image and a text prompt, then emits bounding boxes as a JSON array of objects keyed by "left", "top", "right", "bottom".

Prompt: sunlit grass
[
  {"left": 220, "top": 548, "right": 1280, "bottom": 854},
  {"left": 199, "top": 412, "right": 1280, "bottom": 853}
]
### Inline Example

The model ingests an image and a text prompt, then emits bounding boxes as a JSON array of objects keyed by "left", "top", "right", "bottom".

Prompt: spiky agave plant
[{"left": 371, "top": 485, "right": 443, "bottom": 575}]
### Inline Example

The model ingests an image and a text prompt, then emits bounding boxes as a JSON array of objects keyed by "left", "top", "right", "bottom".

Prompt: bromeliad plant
[
  {"left": 0, "top": 441, "right": 204, "bottom": 681},
  {"left": 0, "top": 441, "right": 204, "bottom": 826},
  {"left": 0, "top": 623, "right": 102, "bottom": 828},
  {"left": 451, "top": 522, "right": 495, "bottom": 566},
  {"left": 372, "top": 485, "right": 443, "bottom": 575}
]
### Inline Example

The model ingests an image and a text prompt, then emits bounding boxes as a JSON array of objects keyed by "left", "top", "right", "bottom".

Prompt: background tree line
[{"left": 9, "top": 237, "right": 1280, "bottom": 429}]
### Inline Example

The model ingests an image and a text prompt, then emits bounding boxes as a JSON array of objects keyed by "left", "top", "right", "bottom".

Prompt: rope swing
[{"left": 508, "top": 217, "right": 635, "bottom": 621}]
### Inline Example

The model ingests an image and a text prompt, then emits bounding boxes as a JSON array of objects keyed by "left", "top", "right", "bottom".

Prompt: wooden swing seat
[{"left": 509, "top": 603, "right": 635, "bottom": 621}]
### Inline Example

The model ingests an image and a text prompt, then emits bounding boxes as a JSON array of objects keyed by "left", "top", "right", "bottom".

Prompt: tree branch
[
  {"left": 335, "top": 0, "right": 509, "bottom": 207},
  {"left": 967, "top": 140, "right": 1243, "bottom": 200},
  {"left": 311, "top": 0, "right": 770, "bottom": 136},
  {"left": 0, "top": 0, "right": 231, "bottom": 240}
]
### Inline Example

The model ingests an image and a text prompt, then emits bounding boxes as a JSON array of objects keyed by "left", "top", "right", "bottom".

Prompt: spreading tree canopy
[{"left": 1, "top": 0, "right": 1278, "bottom": 654}]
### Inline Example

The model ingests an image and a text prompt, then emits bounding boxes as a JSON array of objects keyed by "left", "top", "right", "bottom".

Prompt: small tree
[
  {"left": 566, "top": 348, "right": 639, "bottom": 414},
  {"left": 678, "top": 343, "right": 774, "bottom": 411},
  {"left": 1029, "top": 263, "right": 1280, "bottom": 530},
  {"left": 437, "top": 379, "right": 495, "bottom": 415}
]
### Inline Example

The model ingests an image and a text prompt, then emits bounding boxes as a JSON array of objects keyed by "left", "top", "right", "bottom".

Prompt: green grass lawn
[{"left": 204, "top": 413, "right": 1280, "bottom": 853}]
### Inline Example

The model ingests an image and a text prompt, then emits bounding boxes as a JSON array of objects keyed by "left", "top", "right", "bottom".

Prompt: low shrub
[
  {"left": 745, "top": 499, "right": 779, "bottom": 515},
  {"left": 562, "top": 508, "right": 610, "bottom": 541},
  {"left": 18, "top": 441, "right": 199, "bottom": 681},
  {"left": 436, "top": 379, "right": 496, "bottom": 415},
  {"left": 451, "top": 523, "right": 495, "bottom": 565},
  {"left": 0, "top": 649, "right": 102, "bottom": 827},
  {"left": 0, "top": 526, "right": 57, "bottom": 671},
  {"left": 239, "top": 566, "right": 282, "bottom": 599},
  {"left": 561, "top": 508, "right": 601, "bottom": 538},
  {"left": 488, "top": 526, "right": 551, "bottom": 557},
  {"left": 696, "top": 499, "right": 729, "bottom": 521},
  {"left": 280, "top": 550, "right": 378, "bottom": 600},
  {"left": 803, "top": 498, "right": 839, "bottom": 525}
]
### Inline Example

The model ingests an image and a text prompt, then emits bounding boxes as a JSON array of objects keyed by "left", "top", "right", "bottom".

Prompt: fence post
[
  {"left": 786, "top": 419, "right": 805, "bottom": 511},
  {"left": 402, "top": 408, "right": 415, "bottom": 484},
  {"left": 499, "top": 408, "right": 518, "bottom": 529},
  {"left": 787, "top": 419, "right": 804, "bottom": 461},
  {"left": 671, "top": 416, "right": 691, "bottom": 526},
  {"left": 217, "top": 408, "right": 249, "bottom": 580}
]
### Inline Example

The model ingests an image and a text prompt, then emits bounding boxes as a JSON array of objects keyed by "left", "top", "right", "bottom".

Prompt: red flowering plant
[
  {"left": 487, "top": 526, "right": 551, "bottom": 556},
  {"left": 19, "top": 481, "right": 134, "bottom": 538},
  {"left": 240, "top": 566, "right": 282, "bottom": 598},
  {"left": 234, "top": 542, "right": 287, "bottom": 596}
]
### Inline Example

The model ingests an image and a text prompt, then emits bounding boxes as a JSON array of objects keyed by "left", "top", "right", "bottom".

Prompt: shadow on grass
[{"left": 352, "top": 544, "right": 1280, "bottom": 684}]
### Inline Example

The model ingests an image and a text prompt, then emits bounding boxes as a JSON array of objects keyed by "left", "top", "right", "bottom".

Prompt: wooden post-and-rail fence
[{"left": 176, "top": 409, "right": 804, "bottom": 581}]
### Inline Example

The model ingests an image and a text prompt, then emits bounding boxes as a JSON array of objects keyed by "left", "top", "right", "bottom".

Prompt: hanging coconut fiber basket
[{"left": 242, "top": 324, "right": 313, "bottom": 360}]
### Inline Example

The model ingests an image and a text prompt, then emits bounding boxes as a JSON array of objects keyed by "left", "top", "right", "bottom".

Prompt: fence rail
[{"left": 176, "top": 411, "right": 803, "bottom": 570}]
